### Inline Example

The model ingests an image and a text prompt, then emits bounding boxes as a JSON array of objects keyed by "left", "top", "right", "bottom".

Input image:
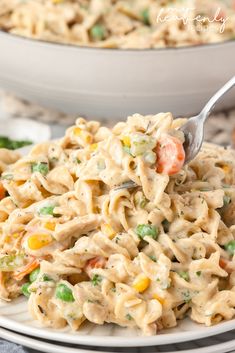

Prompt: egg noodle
[
  {"left": 0, "top": 0, "right": 235, "bottom": 49},
  {"left": 0, "top": 113, "right": 235, "bottom": 335}
]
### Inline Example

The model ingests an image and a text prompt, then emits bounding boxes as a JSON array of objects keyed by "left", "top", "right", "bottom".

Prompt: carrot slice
[
  {"left": 86, "top": 256, "right": 106, "bottom": 269},
  {"left": 85, "top": 256, "right": 106, "bottom": 277},
  {"left": 155, "top": 135, "right": 185, "bottom": 175},
  {"left": 13, "top": 259, "right": 39, "bottom": 281},
  {"left": 219, "top": 257, "right": 233, "bottom": 274},
  {"left": 0, "top": 182, "right": 6, "bottom": 201}
]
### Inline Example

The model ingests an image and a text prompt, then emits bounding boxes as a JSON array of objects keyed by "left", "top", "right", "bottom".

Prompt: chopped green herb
[
  {"left": 21, "top": 282, "right": 31, "bottom": 298},
  {"left": 178, "top": 271, "right": 189, "bottom": 282},
  {"left": 97, "top": 160, "right": 106, "bottom": 171},
  {"left": 91, "top": 274, "right": 102, "bottom": 286},
  {"left": 55, "top": 284, "right": 75, "bottom": 302},
  {"left": 126, "top": 314, "right": 133, "bottom": 320},
  {"left": 196, "top": 271, "right": 201, "bottom": 277},
  {"left": 0, "top": 253, "right": 24, "bottom": 271},
  {"left": 223, "top": 195, "right": 231, "bottom": 207},
  {"left": 224, "top": 240, "right": 235, "bottom": 255},
  {"left": 39, "top": 206, "right": 55, "bottom": 216},
  {"left": 31, "top": 162, "right": 49, "bottom": 176},
  {"left": 1, "top": 174, "right": 14, "bottom": 180},
  {"left": 50, "top": 157, "right": 58, "bottom": 162},
  {"left": 123, "top": 146, "right": 133, "bottom": 156},
  {"left": 136, "top": 224, "right": 158, "bottom": 240},
  {"left": 149, "top": 255, "right": 157, "bottom": 262},
  {"left": 182, "top": 290, "right": 191, "bottom": 303},
  {"left": 141, "top": 8, "right": 150, "bottom": 25},
  {"left": 76, "top": 158, "right": 81, "bottom": 164},
  {"left": 139, "top": 199, "right": 147, "bottom": 209},
  {"left": 0, "top": 136, "right": 32, "bottom": 150},
  {"left": 42, "top": 274, "right": 52, "bottom": 282}
]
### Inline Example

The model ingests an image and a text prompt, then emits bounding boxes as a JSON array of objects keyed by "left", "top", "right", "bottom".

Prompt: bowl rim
[{"left": 0, "top": 29, "right": 234, "bottom": 54}]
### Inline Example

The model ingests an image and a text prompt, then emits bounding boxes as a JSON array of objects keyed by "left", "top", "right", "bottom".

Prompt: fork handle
[{"left": 200, "top": 76, "right": 235, "bottom": 121}]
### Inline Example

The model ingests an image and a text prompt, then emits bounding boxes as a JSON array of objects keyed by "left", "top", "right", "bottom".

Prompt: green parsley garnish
[
  {"left": 31, "top": 162, "right": 49, "bottom": 176},
  {"left": 178, "top": 271, "right": 189, "bottom": 282},
  {"left": 39, "top": 206, "right": 55, "bottom": 216},
  {"left": 91, "top": 274, "right": 102, "bottom": 286},
  {"left": 126, "top": 314, "right": 133, "bottom": 320}
]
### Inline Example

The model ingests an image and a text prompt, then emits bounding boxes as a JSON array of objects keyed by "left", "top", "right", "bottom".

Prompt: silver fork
[{"left": 180, "top": 76, "right": 235, "bottom": 164}]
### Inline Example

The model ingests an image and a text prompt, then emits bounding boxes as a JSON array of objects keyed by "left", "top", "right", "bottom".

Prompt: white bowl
[{"left": 0, "top": 31, "right": 234, "bottom": 120}]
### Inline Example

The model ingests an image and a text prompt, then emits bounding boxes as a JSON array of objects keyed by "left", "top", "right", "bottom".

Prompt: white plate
[
  {"left": 1, "top": 145, "right": 235, "bottom": 348},
  {"left": 2, "top": 326, "right": 235, "bottom": 353},
  {"left": 1, "top": 297, "right": 235, "bottom": 347},
  {"left": 0, "top": 31, "right": 234, "bottom": 119}
]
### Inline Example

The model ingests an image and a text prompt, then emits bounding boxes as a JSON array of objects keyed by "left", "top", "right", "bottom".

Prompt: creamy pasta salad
[
  {"left": 0, "top": 0, "right": 235, "bottom": 49},
  {"left": 0, "top": 113, "right": 235, "bottom": 335}
]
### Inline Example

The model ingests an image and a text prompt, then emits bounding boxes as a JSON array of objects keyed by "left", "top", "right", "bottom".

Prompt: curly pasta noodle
[
  {"left": 0, "top": 113, "right": 235, "bottom": 335},
  {"left": 0, "top": 0, "right": 234, "bottom": 49}
]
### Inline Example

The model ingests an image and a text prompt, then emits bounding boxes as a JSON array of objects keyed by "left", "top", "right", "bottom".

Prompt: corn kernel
[
  {"left": 153, "top": 293, "right": 164, "bottom": 305},
  {"left": 74, "top": 127, "right": 93, "bottom": 144},
  {"left": 4, "top": 236, "right": 11, "bottom": 244},
  {"left": 90, "top": 143, "right": 98, "bottom": 152},
  {"left": 121, "top": 136, "right": 131, "bottom": 147},
  {"left": 12, "top": 233, "right": 20, "bottom": 239},
  {"left": 81, "top": 131, "right": 93, "bottom": 144},
  {"left": 73, "top": 127, "right": 82, "bottom": 136},
  {"left": 15, "top": 180, "right": 25, "bottom": 186},
  {"left": 44, "top": 222, "right": 56, "bottom": 231},
  {"left": 52, "top": 0, "right": 63, "bottom": 3},
  {"left": 101, "top": 223, "right": 116, "bottom": 239},
  {"left": 28, "top": 233, "right": 53, "bottom": 250},
  {"left": 133, "top": 274, "right": 150, "bottom": 293}
]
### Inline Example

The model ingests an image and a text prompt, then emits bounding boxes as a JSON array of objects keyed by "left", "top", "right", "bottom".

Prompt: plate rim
[
  {"left": 1, "top": 312, "right": 235, "bottom": 347},
  {"left": 1, "top": 326, "right": 235, "bottom": 353}
]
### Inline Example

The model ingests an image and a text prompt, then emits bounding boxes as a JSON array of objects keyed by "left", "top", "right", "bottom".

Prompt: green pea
[
  {"left": 55, "top": 284, "right": 75, "bottom": 302},
  {"left": 31, "top": 162, "right": 49, "bottom": 176},
  {"left": 224, "top": 240, "right": 235, "bottom": 255},
  {"left": 136, "top": 224, "right": 158, "bottom": 240},
  {"left": 21, "top": 282, "right": 31, "bottom": 298},
  {"left": 178, "top": 271, "right": 189, "bottom": 282},
  {"left": 29, "top": 268, "right": 40, "bottom": 283},
  {"left": 141, "top": 8, "right": 150, "bottom": 25},
  {"left": 39, "top": 206, "right": 55, "bottom": 216},
  {"left": 223, "top": 195, "right": 231, "bottom": 207},
  {"left": 90, "top": 25, "right": 105, "bottom": 40}
]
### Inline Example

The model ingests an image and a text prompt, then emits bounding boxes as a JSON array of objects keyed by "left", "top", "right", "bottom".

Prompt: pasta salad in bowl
[
  {"left": 0, "top": 113, "right": 235, "bottom": 339},
  {"left": 0, "top": 0, "right": 235, "bottom": 49}
]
